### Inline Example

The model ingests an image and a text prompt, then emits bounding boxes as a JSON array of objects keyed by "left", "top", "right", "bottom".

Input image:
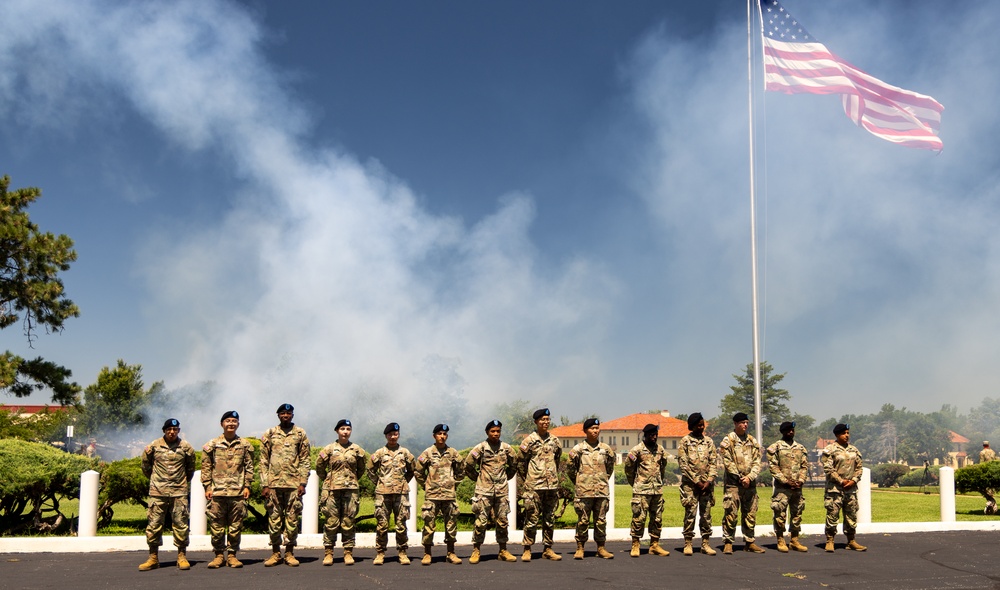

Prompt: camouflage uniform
[
  {"left": 678, "top": 433, "right": 717, "bottom": 540},
  {"left": 766, "top": 438, "right": 809, "bottom": 538},
  {"left": 719, "top": 431, "right": 762, "bottom": 544},
  {"left": 979, "top": 447, "right": 997, "bottom": 513},
  {"left": 821, "top": 442, "right": 863, "bottom": 537},
  {"left": 519, "top": 431, "right": 562, "bottom": 549},
  {"left": 260, "top": 424, "right": 311, "bottom": 549},
  {"left": 624, "top": 441, "right": 668, "bottom": 541},
  {"left": 415, "top": 444, "right": 463, "bottom": 548},
  {"left": 316, "top": 441, "right": 367, "bottom": 549},
  {"left": 464, "top": 440, "right": 517, "bottom": 546},
  {"left": 141, "top": 436, "right": 196, "bottom": 549},
  {"left": 367, "top": 445, "right": 416, "bottom": 553},
  {"left": 567, "top": 440, "right": 615, "bottom": 544},
  {"left": 201, "top": 435, "right": 255, "bottom": 553}
]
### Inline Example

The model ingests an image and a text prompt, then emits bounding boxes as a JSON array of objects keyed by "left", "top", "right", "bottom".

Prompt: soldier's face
[
  {"left": 836, "top": 430, "right": 850, "bottom": 445},
  {"left": 644, "top": 431, "right": 658, "bottom": 444},
  {"left": 385, "top": 431, "right": 400, "bottom": 446},
  {"left": 486, "top": 426, "right": 502, "bottom": 443},
  {"left": 536, "top": 416, "right": 550, "bottom": 434},
  {"left": 734, "top": 419, "right": 749, "bottom": 436},
  {"left": 222, "top": 418, "right": 239, "bottom": 433},
  {"left": 585, "top": 425, "right": 600, "bottom": 442},
  {"left": 163, "top": 427, "right": 180, "bottom": 443},
  {"left": 693, "top": 420, "right": 706, "bottom": 436},
  {"left": 278, "top": 411, "right": 293, "bottom": 426},
  {"left": 434, "top": 431, "right": 449, "bottom": 446},
  {"left": 337, "top": 425, "right": 352, "bottom": 441}
]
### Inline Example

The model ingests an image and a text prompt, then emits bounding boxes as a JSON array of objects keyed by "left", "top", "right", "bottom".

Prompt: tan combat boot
[
  {"left": 446, "top": 542, "right": 462, "bottom": 564},
  {"left": 422, "top": 546, "right": 433, "bottom": 566},
  {"left": 398, "top": 549, "right": 410, "bottom": 565},
  {"left": 745, "top": 541, "right": 766, "bottom": 553},
  {"left": 521, "top": 546, "right": 532, "bottom": 562},
  {"left": 343, "top": 549, "right": 355, "bottom": 566},
  {"left": 322, "top": 547, "right": 334, "bottom": 566},
  {"left": 846, "top": 536, "right": 867, "bottom": 551},
  {"left": 701, "top": 538, "right": 717, "bottom": 556},
  {"left": 630, "top": 538, "right": 641, "bottom": 558},
  {"left": 683, "top": 539, "right": 693, "bottom": 556},
  {"left": 776, "top": 537, "right": 789, "bottom": 553},
  {"left": 596, "top": 544, "right": 615, "bottom": 559},
  {"left": 206, "top": 552, "right": 225, "bottom": 569},
  {"left": 648, "top": 538, "right": 669, "bottom": 556},
  {"left": 373, "top": 552, "right": 385, "bottom": 566},
  {"left": 498, "top": 544, "right": 517, "bottom": 562},
  {"left": 723, "top": 541, "right": 733, "bottom": 555},
  {"left": 542, "top": 546, "right": 562, "bottom": 561},
  {"left": 138, "top": 548, "right": 159, "bottom": 571},
  {"left": 825, "top": 535, "right": 835, "bottom": 552},
  {"left": 284, "top": 546, "right": 299, "bottom": 567},
  {"left": 263, "top": 546, "right": 282, "bottom": 567},
  {"left": 469, "top": 545, "right": 481, "bottom": 565},
  {"left": 226, "top": 552, "right": 243, "bottom": 568},
  {"left": 790, "top": 537, "right": 809, "bottom": 552},
  {"left": 574, "top": 542, "right": 585, "bottom": 559},
  {"left": 176, "top": 549, "right": 190, "bottom": 570}
]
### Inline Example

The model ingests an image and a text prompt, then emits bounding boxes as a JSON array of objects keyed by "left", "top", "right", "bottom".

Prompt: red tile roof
[
  {"left": 550, "top": 413, "right": 690, "bottom": 438},
  {"left": 949, "top": 431, "right": 970, "bottom": 444},
  {"left": 0, "top": 404, "right": 70, "bottom": 414}
]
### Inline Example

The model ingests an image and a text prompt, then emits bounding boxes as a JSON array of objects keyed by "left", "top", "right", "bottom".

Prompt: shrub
[
  {"left": 898, "top": 464, "right": 940, "bottom": 487},
  {"left": 871, "top": 463, "right": 911, "bottom": 488},
  {"left": 0, "top": 439, "right": 96, "bottom": 534},
  {"left": 956, "top": 461, "right": 1000, "bottom": 502},
  {"left": 97, "top": 457, "right": 148, "bottom": 529}
]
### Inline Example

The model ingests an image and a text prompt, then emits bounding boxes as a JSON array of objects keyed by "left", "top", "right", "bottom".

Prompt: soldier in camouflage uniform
[
  {"left": 566, "top": 418, "right": 615, "bottom": 560},
  {"left": 415, "top": 424, "right": 463, "bottom": 565},
  {"left": 822, "top": 423, "right": 867, "bottom": 552},
  {"left": 624, "top": 423, "right": 671, "bottom": 558},
  {"left": 767, "top": 421, "right": 809, "bottom": 553},
  {"left": 201, "top": 410, "right": 255, "bottom": 569},
  {"left": 519, "top": 408, "right": 563, "bottom": 562},
  {"left": 367, "top": 422, "right": 416, "bottom": 566},
  {"left": 260, "top": 403, "right": 311, "bottom": 567},
  {"left": 719, "top": 412, "right": 764, "bottom": 554},
  {"left": 138, "top": 418, "right": 197, "bottom": 571},
  {"left": 978, "top": 442, "right": 997, "bottom": 514},
  {"left": 316, "top": 418, "right": 367, "bottom": 566},
  {"left": 464, "top": 419, "right": 518, "bottom": 564},
  {"left": 678, "top": 412, "right": 718, "bottom": 556}
]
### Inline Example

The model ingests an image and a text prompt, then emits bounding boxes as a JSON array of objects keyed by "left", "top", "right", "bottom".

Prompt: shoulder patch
[{"left": 627, "top": 452, "right": 637, "bottom": 462}]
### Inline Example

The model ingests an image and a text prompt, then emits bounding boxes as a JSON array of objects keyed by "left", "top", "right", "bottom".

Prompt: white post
[
  {"left": 507, "top": 478, "right": 518, "bottom": 539},
  {"left": 408, "top": 482, "right": 419, "bottom": 533},
  {"left": 938, "top": 466, "right": 956, "bottom": 522},
  {"left": 857, "top": 467, "right": 872, "bottom": 524},
  {"left": 302, "top": 470, "right": 320, "bottom": 534},
  {"left": 77, "top": 470, "right": 99, "bottom": 537},
  {"left": 190, "top": 470, "right": 207, "bottom": 535},
  {"left": 608, "top": 475, "right": 616, "bottom": 529}
]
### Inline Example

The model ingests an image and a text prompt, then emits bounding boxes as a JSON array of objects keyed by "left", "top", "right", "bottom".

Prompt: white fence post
[
  {"left": 78, "top": 470, "right": 99, "bottom": 537},
  {"left": 858, "top": 467, "right": 872, "bottom": 524},
  {"left": 507, "top": 478, "right": 518, "bottom": 540},
  {"left": 190, "top": 470, "right": 207, "bottom": 535},
  {"left": 608, "top": 475, "right": 616, "bottom": 529},
  {"left": 408, "top": 481, "right": 419, "bottom": 533},
  {"left": 938, "top": 466, "right": 956, "bottom": 522},
  {"left": 302, "top": 470, "right": 320, "bottom": 534}
]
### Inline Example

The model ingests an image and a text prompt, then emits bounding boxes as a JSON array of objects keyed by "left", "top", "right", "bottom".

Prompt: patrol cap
[
  {"left": 277, "top": 403, "right": 294, "bottom": 413},
  {"left": 833, "top": 423, "right": 849, "bottom": 435},
  {"left": 162, "top": 418, "right": 180, "bottom": 431},
  {"left": 984, "top": 441, "right": 991, "bottom": 446},
  {"left": 583, "top": 418, "right": 599, "bottom": 430},
  {"left": 687, "top": 412, "right": 704, "bottom": 430},
  {"left": 642, "top": 423, "right": 658, "bottom": 435},
  {"left": 532, "top": 408, "right": 550, "bottom": 421},
  {"left": 732, "top": 412, "right": 749, "bottom": 423},
  {"left": 221, "top": 410, "right": 239, "bottom": 422},
  {"left": 779, "top": 421, "right": 795, "bottom": 434},
  {"left": 486, "top": 419, "right": 502, "bottom": 432},
  {"left": 336, "top": 419, "right": 352, "bottom": 430},
  {"left": 384, "top": 422, "right": 400, "bottom": 435},
  {"left": 433, "top": 424, "right": 449, "bottom": 434}
]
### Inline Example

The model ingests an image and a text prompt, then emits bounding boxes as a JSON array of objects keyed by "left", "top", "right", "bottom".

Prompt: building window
[{"left": 672, "top": 440, "right": 677, "bottom": 449}]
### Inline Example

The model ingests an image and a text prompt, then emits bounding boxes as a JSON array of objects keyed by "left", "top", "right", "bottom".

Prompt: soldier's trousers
[
  {"left": 771, "top": 484, "right": 805, "bottom": 537},
  {"left": 722, "top": 485, "right": 758, "bottom": 543},
  {"left": 984, "top": 489, "right": 997, "bottom": 515},
  {"left": 264, "top": 487, "right": 303, "bottom": 548},
  {"left": 824, "top": 490, "right": 858, "bottom": 537},
  {"left": 574, "top": 497, "right": 609, "bottom": 544},
  {"left": 471, "top": 494, "right": 509, "bottom": 546},
  {"left": 374, "top": 493, "right": 409, "bottom": 552},
  {"left": 145, "top": 495, "right": 189, "bottom": 549},
  {"left": 680, "top": 482, "right": 715, "bottom": 539},
  {"left": 630, "top": 493, "right": 663, "bottom": 540},
  {"left": 207, "top": 495, "right": 246, "bottom": 553},
  {"left": 322, "top": 488, "right": 360, "bottom": 549},
  {"left": 522, "top": 488, "right": 559, "bottom": 547},
  {"left": 422, "top": 499, "right": 459, "bottom": 547}
]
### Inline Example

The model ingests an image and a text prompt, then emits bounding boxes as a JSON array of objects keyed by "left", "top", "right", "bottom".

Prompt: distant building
[
  {"left": 0, "top": 404, "right": 70, "bottom": 419},
  {"left": 945, "top": 431, "right": 971, "bottom": 468},
  {"left": 550, "top": 411, "right": 689, "bottom": 464}
]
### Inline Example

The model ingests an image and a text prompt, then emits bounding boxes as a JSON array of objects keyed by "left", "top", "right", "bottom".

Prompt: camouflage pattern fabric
[
  {"left": 722, "top": 485, "right": 758, "bottom": 543},
  {"left": 207, "top": 496, "right": 247, "bottom": 552},
  {"left": 321, "top": 488, "right": 360, "bottom": 549},
  {"left": 623, "top": 442, "right": 668, "bottom": 495},
  {"left": 822, "top": 442, "right": 863, "bottom": 536},
  {"left": 260, "top": 425, "right": 311, "bottom": 489},
  {"left": 771, "top": 486, "right": 805, "bottom": 537},
  {"left": 200, "top": 435, "right": 254, "bottom": 497},
  {"left": 519, "top": 432, "right": 562, "bottom": 491},
  {"left": 678, "top": 434, "right": 717, "bottom": 486},
  {"left": 367, "top": 445, "right": 416, "bottom": 495},
  {"left": 145, "top": 496, "right": 189, "bottom": 548},
  {"left": 522, "top": 488, "right": 560, "bottom": 547},
  {"left": 316, "top": 442, "right": 367, "bottom": 491},
  {"left": 415, "top": 445, "right": 463, "bottom": 501},
  {"left": 679, "top": 482, "right": 715, "bottom": 539},
  {"left": 567, "top": 441, "right": 615, "bottom": 499},
  {"left": 464, "top": 441, "right": 516, "bottom": 497},
  {"left": 629, "top": 493, "right": 664, "bottom": 540},
  {"left": 720, "top": 431, "right": 762, "bottom": 543},
  {"left": 374, "top": 493, "right": 410, "bottom": 552},
  {"left": 471, "top": 494, "right": 510, "bottom": 545},
  {"left": 981, "top": 448, "right": 997, "bottom": 463},
  {"left": 767, "top": 438, "right": 809, "bottom": 537},
  {"left": 422, "top": 499, "right": 459, "bottom": 547},
  {"left": 141, "top": 437, "right": 196, "bottom": 497},
  {"left": 824, "top": 491, "right": 859, "bottom": 536},
  {"left": 264, "top": 487, "right": 304, "bottom": 547},
  {"left": 574, "top": 497, "right": 610, "bottom": 544}
]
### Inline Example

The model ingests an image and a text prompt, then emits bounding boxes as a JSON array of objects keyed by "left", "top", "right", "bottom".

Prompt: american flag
[{"left": 760, "top": 0, "right": 943, "bottom": 152}]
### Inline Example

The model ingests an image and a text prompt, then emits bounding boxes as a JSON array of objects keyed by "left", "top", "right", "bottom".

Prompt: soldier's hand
[
  {"left": 241, "top": 487, "right": 251, "bottom": 499},
  {"left": 262, "top": 486, "right": 271, "bottom": 498},
  {"left": 842, "top": 480, "right": 854, "bottom": 489},
  {"left": 205, "top": 489, "right": 213, "bottom": 500},
  {"left": 298, "top": 484, "right": 306, "bottom": 497}
]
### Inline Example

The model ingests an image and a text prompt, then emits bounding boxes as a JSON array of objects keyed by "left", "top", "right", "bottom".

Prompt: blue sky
[{"left": 1, "top": 0, "right": 997, "bottom": 446}]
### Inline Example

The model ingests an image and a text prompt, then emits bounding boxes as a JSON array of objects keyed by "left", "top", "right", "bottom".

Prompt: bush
[
  {"left": 871, "top": 463, "right": 911, "bottom": 488},
  {"left": 97, "top": 457, "right": 149, "bottom": 529},
  {"left": 0, "top": 439, "right": 96, "bottom": 534},
  {"left": 898, "top": 465, "right": 940, "bottom": 487},
  {"left": 956, "top": 461, "right": 1000, "bottom": 498}
]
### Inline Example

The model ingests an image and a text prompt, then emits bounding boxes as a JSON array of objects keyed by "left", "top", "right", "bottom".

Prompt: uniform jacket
[
  {"left": 416, "top": 445, "right": 463, "bottom": 501},
  {"left": 367, "top": 445, "right": 416, "bottom": 495},
  {"left": 766, "top": 439, "right": 809, "bottom": 487},
  {"left": 567, "top": 441, "right": 615, "bottom": 498},
  {"left": 678, "top": 434, "right": 718, "bottom": 486},
  {"left": 719, "top": 431, "right": 762, "bottom": 487},
  {"left": 464, "top": 440, "right": 516, "bottom": 497},
  {"left": 260, "top": 424, "right": 311, "bottom": 489},
  {"left": 519, "top": 431, "right": 562, "bottom": 491},
  {"left": 821, "top": 442, "right": 863, "bottom": 494},
  {"left": 200, "top": 435, "right": 254, "bottom": 497},
  {"left": 141, "top": 437, "right": 196, "bottom": 497},
  {"left": 316, "top": 442, "right": 367, "bottom": 491},
  {"left": 624, "top": 441, "right": 668, "bottom": 495}
]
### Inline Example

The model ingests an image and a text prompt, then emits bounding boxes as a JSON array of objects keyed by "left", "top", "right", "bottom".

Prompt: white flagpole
[{"left": 747, "top": 0, "right": 764, "bottom": 442}]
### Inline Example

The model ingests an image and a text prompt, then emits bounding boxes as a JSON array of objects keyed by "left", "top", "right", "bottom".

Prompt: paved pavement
[{"left": 4, "top": 531, "right": 999, "bottom": 590}]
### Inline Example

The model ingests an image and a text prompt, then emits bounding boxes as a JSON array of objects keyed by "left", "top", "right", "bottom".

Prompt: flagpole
[{"left": 747, "top": 0, "right": 764, "bottom": 442}]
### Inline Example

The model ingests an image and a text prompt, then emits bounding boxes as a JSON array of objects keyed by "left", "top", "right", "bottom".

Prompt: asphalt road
[{"left": 4, "top": 532, "right": 999, "bottom": 590}]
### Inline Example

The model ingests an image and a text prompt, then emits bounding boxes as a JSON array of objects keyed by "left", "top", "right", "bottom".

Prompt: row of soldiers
[{"left": 137, "top": 405, "right": 867, "bottom": 571}]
